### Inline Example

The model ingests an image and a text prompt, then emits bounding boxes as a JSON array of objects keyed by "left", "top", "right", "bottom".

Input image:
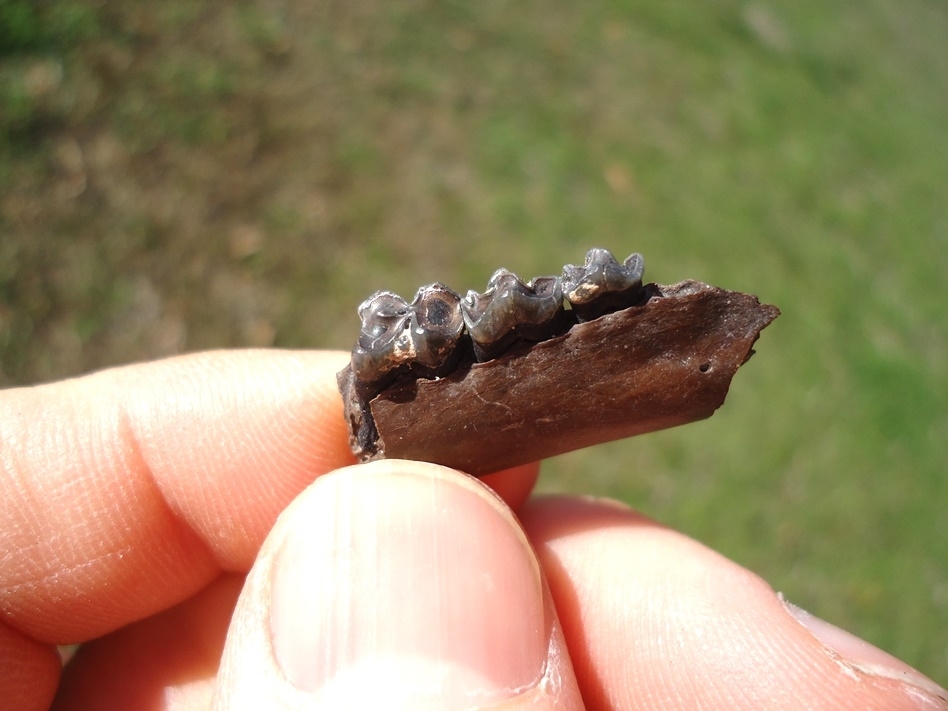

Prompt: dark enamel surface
[
  {"left": 461, "top": 269, "right": 565, "bottom": 361},
  {"left": 562, "top": 249, "right": 645, "bottom": 322},
  {"left": 349, "top": 248, "right": 645, "bottom": 385},
  {"left": 350, "top": 291, "right": 414, "bottom": 385},
  {"left": 408, "top": 283, "right": 465, "bottom": 377}
]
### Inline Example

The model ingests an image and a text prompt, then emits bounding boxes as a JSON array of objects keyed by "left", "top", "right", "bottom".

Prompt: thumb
[{"left": 213, "top": 460, "right": 583, "bottom": 710}]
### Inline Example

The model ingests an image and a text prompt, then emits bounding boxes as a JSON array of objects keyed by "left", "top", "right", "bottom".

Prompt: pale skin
[{"left": 0, "top": 350, "right": 945, "bottom": 710}]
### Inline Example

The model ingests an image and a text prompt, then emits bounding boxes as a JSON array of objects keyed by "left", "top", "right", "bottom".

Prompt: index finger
[
  {"left": 0, "top": 350, "right": 357, "bottom": 644},
  {"left": 1, "top": 349, "right": 540, "bottom": 649}
]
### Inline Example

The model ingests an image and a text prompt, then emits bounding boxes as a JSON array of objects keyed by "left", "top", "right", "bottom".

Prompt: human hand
[{"left": 1, "top": 351, "right": 944, "bottom": 710}]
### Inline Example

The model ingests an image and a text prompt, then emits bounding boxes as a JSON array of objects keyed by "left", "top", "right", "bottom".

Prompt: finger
[
  {"left": 213, "top": 460, "right": 584, "bottom": 710},
  {"left": 52, "top": 574, "right": 244, "bottom": 711},
  {"left": 0, "top": 620, "right": 60, "bottom": 711},
  {"left": 520, "top": 496, "right": 948, "bottom": 710},
  {"left": 0, "top": 349, "right": 356, "bottom": 646},
  {"left": 48, "top": 465, "right": 540, "bottom": 711},
  {"left": 480, "top": 462, "right": 540, "bottom": 511}
]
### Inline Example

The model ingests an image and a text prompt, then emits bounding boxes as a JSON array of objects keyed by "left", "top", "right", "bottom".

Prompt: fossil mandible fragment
[{"left": 337, "top": 248, "right": 780, "bottom": 475}]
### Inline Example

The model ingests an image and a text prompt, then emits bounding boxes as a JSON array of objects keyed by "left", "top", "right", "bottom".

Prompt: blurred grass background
[{"left": 1, "top": 0, "right": 946, "bottom": 686}]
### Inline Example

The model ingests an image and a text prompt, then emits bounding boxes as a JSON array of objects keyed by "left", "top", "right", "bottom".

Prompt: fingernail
[
  {"left": 270, "top": 461, "right": 547, "bottom": 708},
  {"left": 782, "top": 597, "right": 948, "bottom": 707}
]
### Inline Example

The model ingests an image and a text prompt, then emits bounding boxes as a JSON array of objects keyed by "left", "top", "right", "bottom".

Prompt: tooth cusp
[
  {"left": 409, "top": 283, "right": 465, "bottom": 377},
  {"left": 351, "top": 291, "right": 415, "bottom": 384},
  {"left": 461, "top": 269, "right": 564, "bottom": 361},
  {"left": 562, "top": 248, "right": 645, "bottom": 322},
  {"left": 349, "top": 247, "right": 647, "bottom": 384}
]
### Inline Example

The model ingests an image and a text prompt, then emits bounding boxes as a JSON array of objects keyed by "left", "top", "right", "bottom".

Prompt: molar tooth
[
  {"left": 461, "top": 269, "right": 564, "bottom": 361},
  {"left": 408, "top": 283, "right": 464, "bottom": 377},
  {"left": 351, "top": 291, "right": 414, "bottom": 384},
  {"left": 562, "top": 248, "right": 645, "bottom": 321}
]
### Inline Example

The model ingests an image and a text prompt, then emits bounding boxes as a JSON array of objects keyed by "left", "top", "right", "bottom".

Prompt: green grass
[{"left": 1, "top": 0, "right": 946, "bottom": 685}]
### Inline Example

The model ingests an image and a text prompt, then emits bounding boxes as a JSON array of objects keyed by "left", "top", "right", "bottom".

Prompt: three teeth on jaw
[{"left": 350, "top": 248, "right": 646, "bottom": 386}]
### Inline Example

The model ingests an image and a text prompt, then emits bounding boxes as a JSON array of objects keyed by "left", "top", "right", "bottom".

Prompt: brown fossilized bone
[{"left": 338, "top": 249, "right": 779, "bottom": 476}]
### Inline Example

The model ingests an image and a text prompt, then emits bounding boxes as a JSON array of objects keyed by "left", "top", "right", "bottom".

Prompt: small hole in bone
[{"left": 699, "top": 362, "right": 711, "bottom": 373}]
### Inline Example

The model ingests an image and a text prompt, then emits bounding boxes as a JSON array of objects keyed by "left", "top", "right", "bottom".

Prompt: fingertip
[
  {"left": 479, "top": 461, "right": 541, "bottom": 510},
  {"left": 781, "top": 599, "right": 948, "bottom": 707},
  {"left": 216, "top": 460, "right": 583, "bottom": 709},
  {"left": 0, "top": 350, "right": 359, "bottom": 646},
  {"left": 523, "top": 495, "right": 948, "bottom": 710},
  {"left": 122, "top": 349, "right": 359, "bottom": 567},
  {"left": 271, "top": 460, "right": 545, "bottom": 701},
  {"left": 294, "top": 351, "right": 359, "bottom": 471}
]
